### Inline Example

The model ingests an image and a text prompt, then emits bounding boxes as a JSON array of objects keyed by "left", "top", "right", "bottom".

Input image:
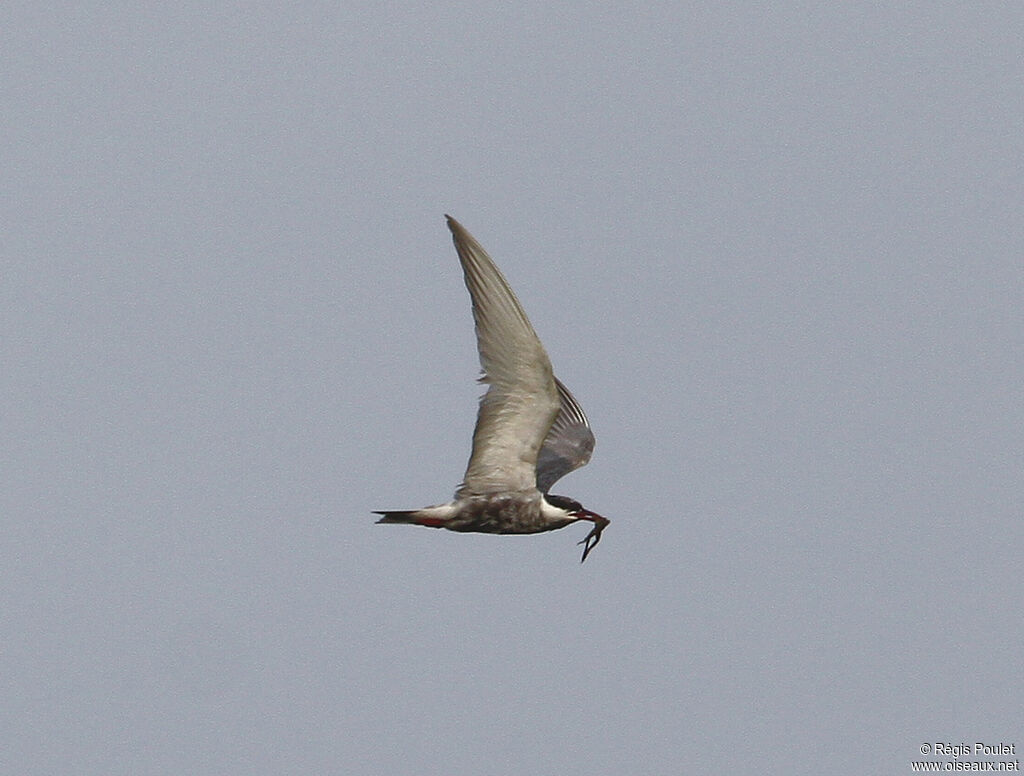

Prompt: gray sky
[{"left": 3, "top": 3, "right": 1021, "bottom": 774}]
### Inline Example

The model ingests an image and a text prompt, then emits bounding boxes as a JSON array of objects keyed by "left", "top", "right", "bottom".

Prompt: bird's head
[{"left": 544, "top": 494, "right": 609, "bottom": 563}]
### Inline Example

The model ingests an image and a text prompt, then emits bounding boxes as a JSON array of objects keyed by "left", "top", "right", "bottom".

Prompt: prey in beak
[{"left": 577, "top": 511, "right": 610, "bottom": 563}]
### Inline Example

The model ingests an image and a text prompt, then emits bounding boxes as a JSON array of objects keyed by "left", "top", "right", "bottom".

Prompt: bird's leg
[{"left": 577, "top": 514, "right": 610, "bottom": 563}]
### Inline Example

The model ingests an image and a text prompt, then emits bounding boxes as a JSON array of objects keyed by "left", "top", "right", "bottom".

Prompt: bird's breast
[{"left": 444, "top": 494, "right": 573, "bottom": 534}]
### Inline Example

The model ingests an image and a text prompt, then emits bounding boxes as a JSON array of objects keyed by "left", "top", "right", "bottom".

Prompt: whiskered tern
[{"left": 375, "top": 216, "right": 608, "bottom": 562}]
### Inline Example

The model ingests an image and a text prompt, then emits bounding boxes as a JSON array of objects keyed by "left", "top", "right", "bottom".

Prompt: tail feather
[
  {"left": 373, "top": 510, "right": 418, "bottom": 524},
  {"left": 374, "top": 510, "right": 447, "bottom": 528}
]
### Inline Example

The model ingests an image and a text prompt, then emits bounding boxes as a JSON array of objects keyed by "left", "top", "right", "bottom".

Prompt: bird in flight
[{"left": 375, "top": 216, "right": 608, "bottom": 562}]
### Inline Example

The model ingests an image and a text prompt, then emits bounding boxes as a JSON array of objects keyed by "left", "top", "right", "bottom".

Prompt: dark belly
[{"left": 443, "top": 496, "right": 572, "bottom": 535}]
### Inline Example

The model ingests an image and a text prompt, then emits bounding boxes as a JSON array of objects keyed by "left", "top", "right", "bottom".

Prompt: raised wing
[
  {"left": 447, "top": 216, "right": 560, "bottom": 498},
  {"left": 535, "top": 377, "right": 595, "bottom": 493}
]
